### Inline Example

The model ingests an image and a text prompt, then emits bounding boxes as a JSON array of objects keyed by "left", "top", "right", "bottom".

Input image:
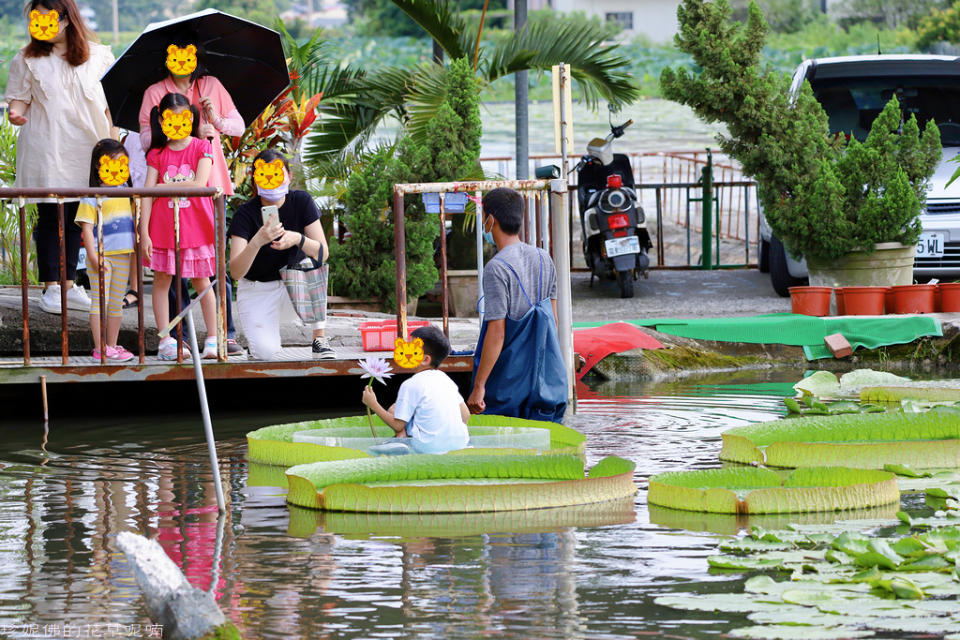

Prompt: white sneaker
[
  {"left": 38, "top": 284, "right": 62, "bottom": 314},
  {"left": 66, "top": 284, "right": 91, "bottom": 311},
  {"left": 202, "top": 338, "right": 218, "bottom": 359}
]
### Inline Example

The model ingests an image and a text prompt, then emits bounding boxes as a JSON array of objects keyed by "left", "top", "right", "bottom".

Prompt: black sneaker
[{"left": 312, "top": 337, "right": 336, "bottom": 360}]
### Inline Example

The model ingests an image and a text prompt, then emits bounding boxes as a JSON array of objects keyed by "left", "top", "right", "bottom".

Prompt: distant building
[
  {"left": 280, "top": 0, "right": 348, "bottom": 28},
  {"left": 543, "top": 0, "right": 682, "bottom": 43},
  {"left": 79, "top": 4, "right": 97, "bottom": 31}
]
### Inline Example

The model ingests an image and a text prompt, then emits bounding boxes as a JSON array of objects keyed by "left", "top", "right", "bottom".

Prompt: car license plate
[
  {"left": 605, "top": 236, "right": 640, "bottom": 258},
  {"left": 916, "top": 232, "right": 945, "bottom": 258}
]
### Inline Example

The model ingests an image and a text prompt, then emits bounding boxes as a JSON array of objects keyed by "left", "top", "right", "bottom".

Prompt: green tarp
[{"left": 572, "top": 313, "right": 943, "bottom": 360}]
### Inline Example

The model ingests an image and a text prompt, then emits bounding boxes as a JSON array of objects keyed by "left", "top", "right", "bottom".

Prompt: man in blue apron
[{"left": 467, "top": 187, "right": 567, "bottom": 422}]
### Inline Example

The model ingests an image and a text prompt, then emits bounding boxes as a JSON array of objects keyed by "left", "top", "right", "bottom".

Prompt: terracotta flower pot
[
  {"left": 939, "top": 283, "right": 960, "bottom": 312},
  {"left": 834, "top": 288, "right": 846, "bottom": 316},
  {"left": 789, "top": 286, "right": 832, "bottom": 316},
  {"left": 839, "top": 286, "right": 886, "bottom": 315},
  {"left": 890, "top": 284, "right": 936, "bottom": 314},
  {"left": 884, "top": 287, "right": 894, "bottom": 314}
]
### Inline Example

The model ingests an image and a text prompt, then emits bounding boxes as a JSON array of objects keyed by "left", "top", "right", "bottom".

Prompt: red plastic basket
[{"left": 359, "top": 320, "right": 430, "bottom": 351}]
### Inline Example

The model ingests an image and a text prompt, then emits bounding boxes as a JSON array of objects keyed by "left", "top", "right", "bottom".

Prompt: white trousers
[{"left": 236, "top": 278, "right": 323, "bottom": 360}]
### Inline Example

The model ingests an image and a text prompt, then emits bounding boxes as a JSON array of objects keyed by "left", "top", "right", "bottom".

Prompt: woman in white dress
[{"left": 5, "top": 0, "right": 115, "bottom": 314}]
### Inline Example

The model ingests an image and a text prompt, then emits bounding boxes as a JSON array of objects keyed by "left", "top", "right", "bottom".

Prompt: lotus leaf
[
  {"left": 284, "top": 453, "right": 637, "bottom": 512},
  {"left": 648, "top": 467, "right": 898, "bottom": 514},
  {"left": 860, "top": 386, "right": 960, "bottom": 404},
  {"left": 247, "top": 414, "right": 587, "bottom": 467},
  {"left": 729, "top": 625, "right": 874, "bottom": 638},
  {"left": 721, "top": 411, "right": 960, "bottom": 469}
]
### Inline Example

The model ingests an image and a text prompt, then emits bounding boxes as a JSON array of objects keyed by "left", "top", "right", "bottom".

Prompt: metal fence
[
  {"left": 481, "top": 149, "right": 760, "bottom": 271},
  {"left": 0, "top": 186, "right": 227, "bottom": 366}
]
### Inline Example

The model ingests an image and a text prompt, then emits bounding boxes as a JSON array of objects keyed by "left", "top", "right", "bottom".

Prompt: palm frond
[
  {"left": 405, "top": 63, "right": 451, "bottom": 144},
  {"left": 388, "top": 0, "right": 472, "bottom": 60},
  {"left": 482, "top": 17, "right": 641, "bottom": 108},
  {"left": 303, "top": 66, "right": 415, "bottom": 168}
]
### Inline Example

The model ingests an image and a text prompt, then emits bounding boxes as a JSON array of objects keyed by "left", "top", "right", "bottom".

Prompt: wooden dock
[{"left": 0, "top": 349, "right": 475, "bottom": 385}]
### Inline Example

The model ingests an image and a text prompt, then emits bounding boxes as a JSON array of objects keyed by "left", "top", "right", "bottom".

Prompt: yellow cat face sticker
[
  {"left": 253, "top": 158, "right": 286, "bottom": 190},
  {"left": 393, "top": 337, "right": 424, "bottom": 369},
  {"left": 29, "top": 9, "right": 59, "bottom": 41},
  {"left": 98, "top": 155, "right": 129, "bottom": 186},
  {"left": 160, "top": 108, "right": 193, "bottom": 140},
  {"left": 165, "top": 44, "right": 197, "bottom": 76}
]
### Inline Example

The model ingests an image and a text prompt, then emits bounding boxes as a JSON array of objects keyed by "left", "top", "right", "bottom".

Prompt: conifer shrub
[
  {"left": 660, "top": 0, "right": 941, "bottom": 262},
  {"left": 330, "top": 57, "right": 482, "bottom": 310}
]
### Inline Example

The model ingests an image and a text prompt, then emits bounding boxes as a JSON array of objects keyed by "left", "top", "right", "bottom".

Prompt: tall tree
[{"left": 302, "top": 0, "right": 641, "bottom": 173}]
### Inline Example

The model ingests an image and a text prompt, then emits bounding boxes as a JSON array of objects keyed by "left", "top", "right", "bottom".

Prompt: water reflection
[{"left": 0, "top": 374, "right": 808, "bottom": 639}]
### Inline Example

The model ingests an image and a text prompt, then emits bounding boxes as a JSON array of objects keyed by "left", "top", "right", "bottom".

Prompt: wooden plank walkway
[{"left": 0, "top": 349, "right": 475, "bottom": 385}]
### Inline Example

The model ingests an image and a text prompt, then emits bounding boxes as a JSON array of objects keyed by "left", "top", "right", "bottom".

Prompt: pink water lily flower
[{"left": 358, "top": 356, "right": 393, "bottom": 386}]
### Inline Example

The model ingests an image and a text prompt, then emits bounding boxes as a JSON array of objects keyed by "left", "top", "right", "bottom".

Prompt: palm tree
[{"left": 301, "top": 0, "right": 641, "bottom": 176}]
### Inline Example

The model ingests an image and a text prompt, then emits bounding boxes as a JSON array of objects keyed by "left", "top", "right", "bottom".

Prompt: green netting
[{"left": 572, "top": 314, "right": 942, "bottom": 360}]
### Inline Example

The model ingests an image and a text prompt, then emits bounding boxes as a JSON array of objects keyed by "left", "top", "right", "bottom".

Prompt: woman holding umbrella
[
  {"left": 5, "top": 0, "right": 115, "bottom": 314},
  {"left": 136, "top": 39, "right": 242, "bottom": 197},
  {"left": 135, "top": 39, "right": 244, "bottom": 353}
]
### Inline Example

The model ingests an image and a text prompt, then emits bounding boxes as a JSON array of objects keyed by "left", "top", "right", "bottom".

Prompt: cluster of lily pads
[
  {"left": 785, "top": 370, "right": 960, "bottom": 417},
  {"left": 650, "top": 369, "right": 960, "bottom": 638},
  {"left": 656, "top": 511, "right": 960, "bottom": 639},
  {"left": 246, "top": 414, "right": 638, "bottom": 515}
]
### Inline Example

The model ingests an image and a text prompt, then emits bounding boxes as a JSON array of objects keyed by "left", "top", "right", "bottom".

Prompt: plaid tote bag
[{"left": 279, "top": 252, "right": 328, "bottom": 325}]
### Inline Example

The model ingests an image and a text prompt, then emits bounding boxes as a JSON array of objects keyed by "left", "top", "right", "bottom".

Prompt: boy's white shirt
[{"left": 393, "top": 369, "right": 469, "bottom": 453}]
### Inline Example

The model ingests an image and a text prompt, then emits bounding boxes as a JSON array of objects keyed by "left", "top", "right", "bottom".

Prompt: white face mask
[{"left": 258, "top": 182, "right": 289, "bottom": 201}]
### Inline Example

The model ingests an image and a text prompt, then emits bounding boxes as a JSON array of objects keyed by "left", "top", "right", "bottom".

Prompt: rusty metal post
[
  {"left": 40, "top": 375, "right": 48, "bottom": 422},
  {"left": 19, "top": 201, "right": 30, "bottom": 365},
  {"left": 475, "top": 189, "right": 484, "bottom": 318},
  {"left": 215, "top": 194, "right": 227, "bottom": 362},
  {"left": 134, "top": 198, "right": 145, "bottom": 363},
  {"left": 549, "top": 179, "right": 574, "bottom": 409},
  {"left": 438, "top": 193, "right": 449, "bottom": 338},
  {"left": 656, "top": 188, "right": 665, "bottom": 267},
  {"left": 57, "top": 199, "right": 67, "bottom": 365},
  {"left": 175, "top": 201, "right": 183, "bottom": 363},
  {"left": 536, "top": 193, "right": 544, "bottom": 249},
  {"left": 96, "top": 198, "right": 106, "bottom": 365},
  {"left": 393, "top": 186, "right": 407, "bottom": 340}
]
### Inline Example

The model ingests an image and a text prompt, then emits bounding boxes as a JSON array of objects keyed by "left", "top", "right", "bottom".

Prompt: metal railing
[
  {"left": 0, "top": 186, "right": 227, "bottom": 367},
  {"left": 480, "top": 148, "right": 760, "bottom": 269},
  {"left": 391, "top": 178, "right": 557, "bottom": 339}
]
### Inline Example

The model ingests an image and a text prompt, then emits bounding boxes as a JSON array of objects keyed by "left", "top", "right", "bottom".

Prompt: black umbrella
[{"left": 101, "top": 9, "right": 289, "bottom": 132}]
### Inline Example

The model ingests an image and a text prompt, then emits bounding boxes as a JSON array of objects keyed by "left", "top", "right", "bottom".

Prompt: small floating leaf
[
  {"left": 784, "top": 397, "right": 804, "bottom": 414},
  {"left": 883, "top": 463, "right": 930, "bottom": 478},
  {"left": 730, "top": 624, "right": 875, "bottom": 638}
]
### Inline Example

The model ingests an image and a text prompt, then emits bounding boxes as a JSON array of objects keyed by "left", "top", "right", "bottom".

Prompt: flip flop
[{"left": 122, "top": 289, "right": 139, "bottom": 309}]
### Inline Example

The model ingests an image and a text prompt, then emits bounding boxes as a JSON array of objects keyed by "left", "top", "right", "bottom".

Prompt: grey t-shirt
[{"left": 482, "top": 242, "right": 558, "bottom": 321}]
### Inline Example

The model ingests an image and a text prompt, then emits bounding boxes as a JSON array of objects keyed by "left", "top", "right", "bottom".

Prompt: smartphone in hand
[{"left": 261, "top": 205, "right": 279, "bottom": 225}]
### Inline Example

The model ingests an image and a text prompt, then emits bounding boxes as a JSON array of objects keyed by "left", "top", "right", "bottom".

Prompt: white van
[{"left": 758, "top": 55, "right": 960, "bottom": 295}]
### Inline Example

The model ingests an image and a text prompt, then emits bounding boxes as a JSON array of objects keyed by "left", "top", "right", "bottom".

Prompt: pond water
[{"left": 0, "top": 370, "right": 931, "bottom": 639}]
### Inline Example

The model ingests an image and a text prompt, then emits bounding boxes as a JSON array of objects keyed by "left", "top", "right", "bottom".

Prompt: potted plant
[
  {"left": 328, "top": 57, "right": 482, "bottom": 313},
  {"left": 660, "top": 0, "right": 941, "bottom": 286}
]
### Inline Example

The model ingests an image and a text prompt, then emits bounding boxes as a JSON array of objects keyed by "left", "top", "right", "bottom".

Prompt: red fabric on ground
[{"left": 573, "top": 322, "right": 664, "bottom": 380}]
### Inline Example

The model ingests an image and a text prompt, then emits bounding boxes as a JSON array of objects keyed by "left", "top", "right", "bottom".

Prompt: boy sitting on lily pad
[{"left": 362, "top": 324, "right": 470, "bottom": 453}]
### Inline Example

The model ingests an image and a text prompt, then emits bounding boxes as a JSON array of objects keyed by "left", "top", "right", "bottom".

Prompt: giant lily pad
[
  {"left": 647, "top": 467, "right": 898, "bottom": 514},
  {"left": 287, "top": 495, "right": 637, "bottom": 537},
  {"left": 246, "top": 414, "right": 586, "bottom": 467},
  {"left": 860, "top": 385, "right": 960, "bottom": 404},
  {"left": 285, "top": 453, "right": 636, "bottom": 512},
  {"left": 720, "top": 411, "right": 960, "bottom": 469}
]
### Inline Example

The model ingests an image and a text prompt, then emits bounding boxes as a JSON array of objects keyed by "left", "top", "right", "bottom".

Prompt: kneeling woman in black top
[{"left": 228, "top": 149, "right": 333, "bottom": 360}]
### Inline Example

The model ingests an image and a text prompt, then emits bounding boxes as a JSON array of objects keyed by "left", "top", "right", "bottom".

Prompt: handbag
[{"left": 279, "top": 244, "right": 328, "bottom": 325}]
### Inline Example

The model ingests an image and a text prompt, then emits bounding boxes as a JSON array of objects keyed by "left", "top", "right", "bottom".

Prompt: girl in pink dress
[{"left": 141, "top": 92, "right": 218, "bottom": 360}]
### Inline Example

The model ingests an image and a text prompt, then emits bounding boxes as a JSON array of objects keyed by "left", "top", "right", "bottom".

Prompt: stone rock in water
[{"left": 117, "top": 531, "right": 226, "bottom": 640}]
